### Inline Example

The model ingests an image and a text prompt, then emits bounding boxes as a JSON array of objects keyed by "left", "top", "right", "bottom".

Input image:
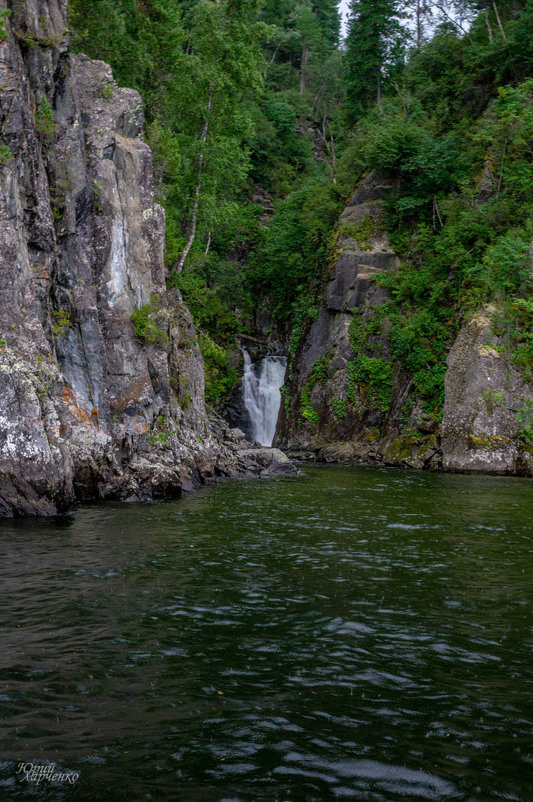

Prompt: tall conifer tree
[{"left": 344, "top": 0, "right": 403, "bottom": 123}]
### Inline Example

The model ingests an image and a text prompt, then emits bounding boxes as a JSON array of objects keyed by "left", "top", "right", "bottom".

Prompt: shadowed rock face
[
  {"left": 0, "top": 0, "right": 253, "bottom": 515},
  {"left": 276, "top": 177, "right": 533, "bottom": 476}
]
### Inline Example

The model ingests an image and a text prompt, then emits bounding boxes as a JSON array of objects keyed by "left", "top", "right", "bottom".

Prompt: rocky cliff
[
  {"left": 276, "top": 176, "right": 533, "bottom": 476},
  {"left": 442, "top": 306, "right": 533, "bottom": 474},
  {"left": 0, "top": 0, "right": 288, "bottom": 517}
]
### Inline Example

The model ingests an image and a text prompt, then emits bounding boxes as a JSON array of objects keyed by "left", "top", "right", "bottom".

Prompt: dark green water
[{"left": 0, "top": 466, "right": 532, "bottom": 801}]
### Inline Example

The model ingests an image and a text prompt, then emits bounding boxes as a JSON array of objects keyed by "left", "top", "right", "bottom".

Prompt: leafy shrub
[
  {"left": 130, "top": 297, "right": 169, "bottom": 347},
  {"left": 35, "top": 97, "right": 56, "bottom": 142},
  {"left": 0, "top": 9, "right": 10, "bottom": 43},
  {"left": 331, "top": 397, "right": 347, "bottom": 419},
  {"left": 253, "top": 178, "right": 340, "bottom": 319},
  {"left": 148, "top": 431, "right": 170, "bottom": 448},
  {"left": 0, "top": 144, "right": 11, "bottom": 165},
  {"left": 298, "top": 356, "right": 329, "bottom": 427},
  {"left": 466, "top": 233, "right": 531, "bottom": 296},
  {"left": 481, "top": 388, "right": 504, "bottom": 415},
  {"left": 300, "top": 387, "right": 319, "bottom": 427},
  {"left": 198, "top": 331, "right": 239, "bottom": 404},
  {"left": 52, "top": 309, "right": 71, "bottom": 337},
  {"left": 349, "top": 355, "right": 392, "bottom": 412},
  {"left": 516, "top": 401, "right": 533, "bottom": 445}
]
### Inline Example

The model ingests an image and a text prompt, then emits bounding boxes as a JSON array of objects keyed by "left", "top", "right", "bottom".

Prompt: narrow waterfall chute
[{"left": 241, "top": 349, "right": 287, "bottom": 447}]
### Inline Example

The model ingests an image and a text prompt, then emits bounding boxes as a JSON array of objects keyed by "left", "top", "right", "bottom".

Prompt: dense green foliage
[
  {"left": 335, "top": 0, "right": 533, "bottom": 414},
  {"left": 69, "top": 0, "right": 532, "bottom": 409},
  {"left": 344, "top": 0, "right": 403, "bottom": 122},
  {"left": 69, "top": 0, "right": 342, "bottom": 401}
]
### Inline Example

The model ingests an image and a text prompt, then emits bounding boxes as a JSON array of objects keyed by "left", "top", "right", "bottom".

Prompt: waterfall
[{"left": 241, "top": 349, "right": 287, "bottom": 447}]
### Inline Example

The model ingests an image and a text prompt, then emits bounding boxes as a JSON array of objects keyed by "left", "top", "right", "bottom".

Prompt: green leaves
[
  {"left": 253, "top": 178, "right": 340, "bottom": 318},
  {"left": 35, "top": 97, "right": 56, "bottom": 142},
  {"left": 130, "top": 297, "right": 169, "bottom": 348},
  {"left": 466, "top": 233, "right": 532, "bottom": 295},
  {"left": 348, "top": 355, "right": 393, "bottom": 412},
  {"left": 474, "top": 78, "right": 533, "bottom": 200},
  {"left": 344, "top": 0, "right": 404, "bottom": 123}
]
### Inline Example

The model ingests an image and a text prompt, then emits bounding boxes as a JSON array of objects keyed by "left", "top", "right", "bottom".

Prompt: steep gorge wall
[
  {"left": 0, "top": 0, "right": 242, "bottom": 515},
  {"left": 276, "top": 176, "right": 533, "bottom": 476}
]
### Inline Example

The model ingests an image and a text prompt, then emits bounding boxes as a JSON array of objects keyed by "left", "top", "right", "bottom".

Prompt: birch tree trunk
[
  {"left": 174, "top": 94, "right": 212, "bottom": 274},
  {"left": 492, "top": 1, "right": 506, "bottom": 39},
  {"left": 484, "top": 6, "right": 494, "bottom": 42}
]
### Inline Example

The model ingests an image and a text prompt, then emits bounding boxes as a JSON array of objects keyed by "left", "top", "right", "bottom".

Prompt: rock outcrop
[
  {"left": 276, "top": 176, "right": 436, "bottom": 469},
  {"left": 276, "top": 176, "right": 533, "bottom": 476},
  {"left": 0, "top": 0, "right": 296, "bottom": 516},
  {"left": 442, "top": 306, "right": 533, "bottom": 475}
]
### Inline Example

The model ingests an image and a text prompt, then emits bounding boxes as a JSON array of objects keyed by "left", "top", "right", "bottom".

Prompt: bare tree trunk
[
  {"left": 433, "top": 2, "right": 473, "bottom": 42},
  {"left": 268, "top": 42, "right": 281, "bottom": 68},
  {"left": 492, "top": 1, "right": 506, "bottom": 39},
  {"left": 300, "top": 45, "right": 309, "bottom": 94},
  {"left": 174, "top": 94, "right": 212, "bottom": 274},
  {"left": 204, "top": 230, "right": 212, "bottom": 255},
  {"left": 416, "top": 0, "right": 422, "bottom": 47},
  {"left": 433, "top": 196, "right": 443, "bottom": 227},
  {"left": 392, "top": 81, "right": 407, "bottom": 114},
  {"left": 484, "top": 6, "right": 494, "bottom": 42}
]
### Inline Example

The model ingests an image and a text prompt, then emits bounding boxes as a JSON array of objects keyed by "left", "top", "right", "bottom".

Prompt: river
[{"left": 0, "top": 465, "right": 531, "bottom": 801}]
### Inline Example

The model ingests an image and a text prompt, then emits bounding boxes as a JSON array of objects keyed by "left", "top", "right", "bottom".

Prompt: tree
[
  {"left": 170, "top": 0, "right": 267, "bottom": 272},
  {"left": 288, "top": 2, "right": 325, "bottom": 93},
  {"left": 344, "top": 0, "right": 405, "bottom": 123},
  {"left": 406, "top": 0, "right": 434, "bottom": 46},
  {"left": 261, "top": 0, "right": 340, "bottom": 95}
]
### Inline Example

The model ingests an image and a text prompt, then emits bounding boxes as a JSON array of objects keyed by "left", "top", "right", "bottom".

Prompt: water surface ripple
[{"left": 0, "top": 466, "right": 531, "bottom": 801}]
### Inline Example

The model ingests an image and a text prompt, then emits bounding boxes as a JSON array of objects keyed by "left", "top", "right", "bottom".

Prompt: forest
[{"left": 67, "top": 0, "right": 533, "bottom": 418}]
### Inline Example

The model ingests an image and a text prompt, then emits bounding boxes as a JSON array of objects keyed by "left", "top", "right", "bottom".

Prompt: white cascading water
[{"left": 241, "top": 349, "right": 287, "bottom": 447}]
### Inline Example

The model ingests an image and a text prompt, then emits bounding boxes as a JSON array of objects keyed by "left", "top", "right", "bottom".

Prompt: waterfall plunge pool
[{"left": 0, "top": 464, "right": 532, "bottom": 801}]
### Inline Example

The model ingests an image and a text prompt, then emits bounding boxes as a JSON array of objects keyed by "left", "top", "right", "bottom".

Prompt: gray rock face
[
  {"left": 276, "top": 176, "right": 532, "bottom": 476},
  {"left": 276, "top": 175, "right": 429, "bottom": 468},
  {"left": 0, "top": 0, "right": 291, "bottom": 516},
  {"left": 441, "top": 307, "right": 533, "bottom": 475}
]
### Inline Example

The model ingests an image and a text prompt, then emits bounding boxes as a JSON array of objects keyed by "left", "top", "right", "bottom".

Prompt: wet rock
[
  {"left": 237, "top": 447, "right": 300, "bottom": 476},
  {"left": 226, "top": 428, "right": 247, "bottom": 443},
  {"left": 416, "top": 414, "right": 439, "bottom": 435}
]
